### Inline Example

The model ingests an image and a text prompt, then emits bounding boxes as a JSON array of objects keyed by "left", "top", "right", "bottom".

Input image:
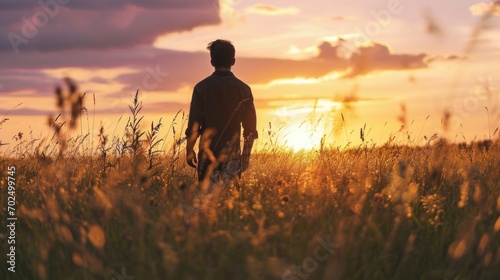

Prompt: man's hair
[{"left": 207, "top": 39, "right": 235, "bottom": 68}]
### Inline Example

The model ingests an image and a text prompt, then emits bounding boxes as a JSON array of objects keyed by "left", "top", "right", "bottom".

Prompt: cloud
[
  {"left": 0, "top": 0, "right": 220, "bottom": 52},
  {"left": 0, "top": 99, "right": 187, "bottom": 117},
  {"left": 0, "top": 70, "right": 60, "bottom": 96},
  {"left": 469, "top": 1, "right": 500, "bottom": 16},
  {"left": 0, "top": 44, "right": 338, "bottom": 93},
  {"left": 0, "top": 40, "right": 459, "bottom": 105},
  {"left": 315, "top": 41, "right": 348, "bottom": 61},
  {"left": 0, "top": 107, "right": 54, "bottom": 116},
  {"left": 344, "top": 42, "right": 428, "bottom": 78},
  {"left": 425, "top": 54, "right": 468, "bottom": 63},
  {"left": 0, "top": 46, "right": 210, "bottom": 96},
  {"left": 89, "top": 77, "right": 111, "bottom": 84},
  {"left": 246, "top": 4, "right": 300, "bottom": 15}
]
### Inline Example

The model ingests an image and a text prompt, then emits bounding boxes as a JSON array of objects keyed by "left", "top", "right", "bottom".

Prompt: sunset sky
[{"left": 1, "top": 0, "right": 499, "bottom": 151}]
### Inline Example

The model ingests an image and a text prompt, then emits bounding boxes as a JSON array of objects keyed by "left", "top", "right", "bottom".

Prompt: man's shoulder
[
  {"left": 194, "top": 75, "right": 213, "bottom": 88},
  {"left": 233, "top": 75, "right": 251, "bottom": 90},
  {"left": 194, "top": 72, "right": 252, "bottom": 92},
  {"left": 193, "top": 75, "right": 214, "bottom": 94}
]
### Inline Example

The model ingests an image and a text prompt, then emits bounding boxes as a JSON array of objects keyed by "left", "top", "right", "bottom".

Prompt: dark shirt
[{"left": 186, "top": 70, "right": 258, "bottom": 161}]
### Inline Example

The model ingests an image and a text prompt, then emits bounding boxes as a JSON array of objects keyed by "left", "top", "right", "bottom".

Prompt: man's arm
[
  {"left": 241, "top": 93, "right": 258, "bottom": 140},
  {"left": 185, "top": 88, "right": 203, "bottom": 168},
  {"left": 186, "top": 131, "right": 198, "bottom": 169},
  {"left": 240, "top": 133, "right": 256, "bottom": 173},
  {"left": 240, "top": 90, "right": 258, "bottom": 173}
]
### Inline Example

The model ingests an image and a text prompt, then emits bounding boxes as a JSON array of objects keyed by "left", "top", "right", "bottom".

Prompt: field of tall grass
[{"left": 1, "top": 84, "right": 499, "bottom": 280}]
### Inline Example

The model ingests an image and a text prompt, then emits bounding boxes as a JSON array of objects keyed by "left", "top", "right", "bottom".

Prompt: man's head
[{"left": 207, "top": 39, "right": 235, "bottom": 69}]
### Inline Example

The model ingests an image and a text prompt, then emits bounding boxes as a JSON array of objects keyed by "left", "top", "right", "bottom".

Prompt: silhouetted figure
[{"left": 185, "top": 39, "right": 258, "bottom": 183}]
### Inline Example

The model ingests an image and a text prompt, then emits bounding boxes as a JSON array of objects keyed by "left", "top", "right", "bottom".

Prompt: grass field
[{"left": 1, "top": 91, "right": 499, "bottom": 280}]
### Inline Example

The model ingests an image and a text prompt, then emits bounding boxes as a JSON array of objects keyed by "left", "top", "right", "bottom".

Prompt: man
[{"left": 185, "top": 39, "right": 258, "bottom": 183}]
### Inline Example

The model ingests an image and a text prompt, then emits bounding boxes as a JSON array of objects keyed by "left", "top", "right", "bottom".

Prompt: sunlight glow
[
  {"left": 271, "top": 99, "right": 340, "bottom": 151},
  {"left": 282, "top": 121, "right": 326, "bottom": 151},
  {"left": 269, "top": 77, "right": 319, "bottom": 86},
  {"left": 267, "top": 72, "right": 343, "bottom": 87},
  {"left": 274, "top": 99, "right": 341, "bottom": 117},
  {"left": 322, "top": 34, "right": 358, "bottom": 42},
  {"left": 286, "top": 44, "right": 318, "bottom": 57},
  {"left": 246, "top": 4, "right": 300, "bottom": 15}
]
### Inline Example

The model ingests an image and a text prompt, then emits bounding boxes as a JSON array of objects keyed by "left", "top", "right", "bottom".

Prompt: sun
[
  {"left": 282, "top": 123, "right": 326, "bottom": 151},
  {"left": 273, "top": 99, "right": 340, "bottom": 151}
]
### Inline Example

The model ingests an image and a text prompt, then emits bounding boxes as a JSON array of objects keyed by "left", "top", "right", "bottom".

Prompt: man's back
[
  {"left": 189, "top": 70, "right": 255, "bottom": 157},
  {"left": 185, "top": 39, "right": 257, "bottom": 182}
]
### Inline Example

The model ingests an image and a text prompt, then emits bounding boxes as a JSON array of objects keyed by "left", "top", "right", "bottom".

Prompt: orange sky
[{"left": 1, "top": 0, "right": 499, "bottom": 151}]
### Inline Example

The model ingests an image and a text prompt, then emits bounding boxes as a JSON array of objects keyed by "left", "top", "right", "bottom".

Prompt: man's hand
[
  {"left": 186, "top": 149, "right": 197, "bottom": 168},
  {"left": 240, "top": 153, "right": 250, "bottom": 173},
  {"left": 240, "top": 135, "right": 255, "bottom": 174}
]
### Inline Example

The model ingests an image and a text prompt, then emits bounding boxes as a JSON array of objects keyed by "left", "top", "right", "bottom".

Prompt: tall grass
[
  {"left": 0, "top": 87, "right": 499, "bottom": 280},
  {"left": 1, "top": 3, "right": 500, "bottom": 278}
]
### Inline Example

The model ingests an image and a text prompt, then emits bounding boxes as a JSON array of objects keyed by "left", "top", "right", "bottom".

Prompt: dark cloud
[
  {"left": 345, "top": 42, "right": 428, "bottom": 78},
  {"left": 0, "top": 107, "right": 54, "bottom": 116},
  {"left": 425, "top": 54, "right": 468, "bottom": 63},
  {"left": 0, "top": 41, "right": 459, "bottom": 102},
  {"left": 0, "top": 46, "right": 211, "bottom": 96},
  {"left": 114, "top": 41, "right": 451, "bottom": 91},
  {"left": 0, "top": 0, "right": 218, "bottom": 12},
  {"left": 0, "top": 0, "right": 220, "bottom": 52},
  {"left": 0, "top": 100, "right": 188, "bottom": 117},
  {"left": 113, "top": 49, "right": 210, "bottom": 94},
  {"left": 315, "top": 41, "right": 349, "bottom": 62},
  {"left": 239, "top": 41, "right": 432, "bottom": 80},
  {"left": 0, "top": 0, "right": 36, "bottom": 10},
  {"left": 0, "top": 71, "right": 59, "bottom": 96},
  {"left": 88, "top": 77, "right": 110, "bottom": 84}
]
